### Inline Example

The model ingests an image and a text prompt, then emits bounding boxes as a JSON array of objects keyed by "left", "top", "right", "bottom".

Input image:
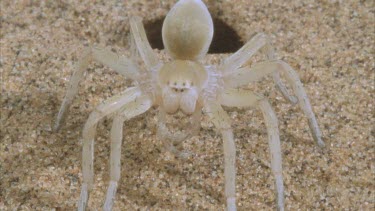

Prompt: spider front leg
[
  {"left": 130, "top": 16, "right": 161, "bottom": 70},
  {"left": 54, "top": 46, "right": 139, "bottom": 131},
  {"left": 223, "top": 60, "right": 325, "bottom": 147},
  {"left": 103, "top": 94, "right": 153, "bottom": 211},
  {"left": 77, "top": 87, "right": 143, "bottom": 211},
  {"left": 157, "top": 106, "right": 202, "bottom": 159},
  {"left": 205, "top": 102, "right": 236, "bottom": 211},
  {"left": 219, "top": 89, "right": 284, "bottom": 211},
  {"left": 220, "top": 33, "right": 297, "bottom": 104}
]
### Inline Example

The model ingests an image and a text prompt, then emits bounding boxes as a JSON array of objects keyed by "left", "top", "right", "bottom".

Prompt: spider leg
[
  {"left": 220, "top": 33, "right": 297, "bottom": 104},
  {"left": 54, "top": 47, "right": 139, "bottom": 131},
  {"left": 156, "top": 108, "right": 195, "bottom": 159},
  {"left": 262, "top": 43, "right": 298, "bottom": 105},
  {"left": 130, "top": 17, "right": 161, "bottom": 70},
  {"left": 219, "top": 89, "right": 284, "bottom": 211},
  {"left": 204, "top": 102, "right": 236, "bottom": 211},
  {"left": 103, "top": 94, "right": 152, "bottom": 211},
  {"left": 77, "top": 87, "right": 143, "bottom": 211},
  {"left": 223, "top": 60, "right": 325, "bottom": 147}
]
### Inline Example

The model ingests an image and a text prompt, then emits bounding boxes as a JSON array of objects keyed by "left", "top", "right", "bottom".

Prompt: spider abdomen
[{"left": 162, "top": 0, "right": 213, "bottom": 60}]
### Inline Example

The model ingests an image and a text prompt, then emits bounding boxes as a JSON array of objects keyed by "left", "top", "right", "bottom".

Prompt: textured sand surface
[{"left": 1, "top": 0, "right": 374, "bottom": 210}]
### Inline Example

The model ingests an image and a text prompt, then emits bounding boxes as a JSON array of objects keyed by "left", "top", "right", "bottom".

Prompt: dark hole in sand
[{"left": 144, "top": 17, "right": 244, "bottom": 54}]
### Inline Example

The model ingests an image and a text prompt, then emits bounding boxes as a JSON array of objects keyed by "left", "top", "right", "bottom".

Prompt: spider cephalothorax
[
  {"left": 157, "top": 60, "right": 208, "bottom": 115},
  {"left": 55, "top": 0, "right": 325, "bottom": 210}
]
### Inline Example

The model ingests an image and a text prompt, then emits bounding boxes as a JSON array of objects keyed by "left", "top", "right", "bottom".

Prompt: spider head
[{"left": 158, "top": 60, "right": 208, "bottom": 115}]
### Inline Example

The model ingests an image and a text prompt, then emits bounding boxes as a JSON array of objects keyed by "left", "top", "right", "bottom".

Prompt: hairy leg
[
  {"left": 204, "top": 102, "right": 236, "bottom": 211},
  {"left": 220, "top": 33, "right": 296, "bottom": 104},
  {"left": 78, "top": 87, "right": 143, "bottom": 211},
  {"left": 156, "top": 108, "right": 195, "bottom": 159},
  {"left": 220, "top": 33, "right": 268, "bottom": 73},
  {"left": 155, "top": 101, "right": 202, "bottom": 159},
  {"left": 54, "top": 47, "right": 139, "bottom": 131},
  {"left": 130, "top": 17, "right": 161, "bottom": 70},
  {"left": 103, "top": 95, "right": 153, "bottom": 211},
  {"left": 263, "top": 43, "right": 298, "bottom": 105},
  {"left": 223, "top": 60, "right": 325, "bottom": 147},
  {"left": 259, "top": 99, "right": 284, "bottom": 211},
  {"left": 219, "top": 90, "right": 284, "bottom": 211}
]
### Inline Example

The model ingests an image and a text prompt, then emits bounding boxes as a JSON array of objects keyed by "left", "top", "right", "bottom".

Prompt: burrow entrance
[{"left": 144, "top": 17, "right": 244, "bottom": 54}]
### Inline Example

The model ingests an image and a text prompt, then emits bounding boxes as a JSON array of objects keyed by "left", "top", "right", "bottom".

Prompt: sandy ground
[{"left": 1, "top": 0, "right": 374, "bottom": 210}]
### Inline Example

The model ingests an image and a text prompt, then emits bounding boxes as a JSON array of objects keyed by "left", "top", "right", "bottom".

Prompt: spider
[{"left": 54, "top": 0, "right": 325, "bottom": 210}]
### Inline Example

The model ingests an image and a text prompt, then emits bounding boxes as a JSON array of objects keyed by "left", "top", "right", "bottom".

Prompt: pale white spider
[{"left": 55, "top": 0, "right": 325, "bottom": 210}]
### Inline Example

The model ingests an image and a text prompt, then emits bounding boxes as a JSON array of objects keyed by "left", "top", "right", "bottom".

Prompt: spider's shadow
[{"left": 116, "top": 127, "right": 226, "bottom": 209}]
